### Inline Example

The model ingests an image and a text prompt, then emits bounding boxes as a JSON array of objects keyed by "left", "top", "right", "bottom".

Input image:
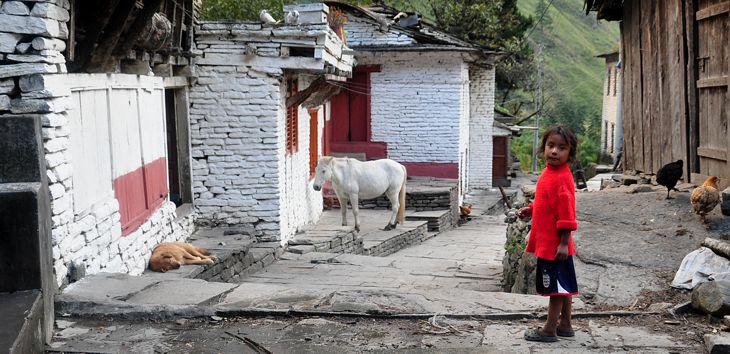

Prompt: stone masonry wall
[
  {"left": 357, "top": 51, "right": 467, "bottom": 164},
  {"left": 344, "top": 16, "right": 416, "bottom": 48},
  {"left": 192, "top": 18, "right": 350, "bottom": 243},
  {"left": 188, "top": 63, "right": 282, "bottom": 239},
  {"left": 468, "top": 66, "right": 496, "bottom": 190},
  {"left": 0, "top": 1, "right": 196, "bottom": 287}
]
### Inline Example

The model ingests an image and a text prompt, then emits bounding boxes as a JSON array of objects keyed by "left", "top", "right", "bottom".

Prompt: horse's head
[{"left": 312, "top": 156, "right": 334, "bottom": 191}]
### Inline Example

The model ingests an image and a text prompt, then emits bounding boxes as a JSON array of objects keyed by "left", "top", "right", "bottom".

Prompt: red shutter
[
  {"left": 309, "top": 109, "right": 319, "bottom": 178},
  {"left": 286, "top": 78, "right": 299, "bottom": 154}
]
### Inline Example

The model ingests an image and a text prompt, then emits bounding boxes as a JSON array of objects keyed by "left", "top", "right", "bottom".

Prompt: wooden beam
[
  {"left": 696, "top": 1, "right": 729, "bottom": 21},
  {"left": 697, "top": 76, "right": 729, "bottom": 88},
  {"left": 73, "top": 0, "right": 120, "bottom": 71},
  {"left": 698, "top": 147, "right": 727, "bottom": 161},
  {"left": 113, "top": 0, "right": 165, "bottom": 57},
  {"left": 85, "top": 0, "right": 137, "bottom": 72},
  {"left": 286, "top": 76, "right": 326, "bottom": 108}
]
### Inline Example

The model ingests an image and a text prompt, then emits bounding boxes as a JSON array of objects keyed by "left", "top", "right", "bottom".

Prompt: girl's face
[{"left": 543, "top": 133, "right": 570, "bottom": 167}]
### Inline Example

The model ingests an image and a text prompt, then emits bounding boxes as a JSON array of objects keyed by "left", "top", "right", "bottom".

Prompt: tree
[
  {"left": 429, "top": 0, "right": 534, "bottom": 106},
  {"left": 535, "top": 0, "right": 553, "bottom": 33}
]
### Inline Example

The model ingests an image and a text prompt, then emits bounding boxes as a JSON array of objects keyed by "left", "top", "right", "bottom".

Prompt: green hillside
[{"left": 517, "top": 0, "right": 619, "bottom": 115}]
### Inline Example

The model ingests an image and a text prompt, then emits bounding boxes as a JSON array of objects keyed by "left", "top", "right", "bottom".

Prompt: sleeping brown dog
[{"left": 149, "top": 242, "right": 218, "bottom": 272}]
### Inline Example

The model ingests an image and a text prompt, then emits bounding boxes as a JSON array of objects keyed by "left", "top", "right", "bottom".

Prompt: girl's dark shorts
[{"left": 536, "top": 256, "right": 579, "bottom": 296}]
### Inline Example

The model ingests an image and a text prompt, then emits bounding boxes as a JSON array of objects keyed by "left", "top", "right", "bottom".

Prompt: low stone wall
[
  {"left": 288, "top": 230, "right": 364, "bottom": 255},
  {"left": 501, "top": 185, "right": 536, "bottom": 294},
  {"left": 364, "top": 222, "right": 430, "bottom": 257},
  {"left": 326, "top": 178, "right": 459, "bottom": 229},
  {"left": 194, "top": 242, "right": 284, "bottom": 283}
]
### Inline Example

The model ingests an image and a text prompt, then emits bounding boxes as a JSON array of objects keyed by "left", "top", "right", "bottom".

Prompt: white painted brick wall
[
  {"left": 357, "top": 51, "right": 466, "bottom": 163},
  {"left": 192, "top": 23, "right": 336, "bottom": 243},
  {"left": 468, "top": 66, "right": 496, "bottom": 190},
  {"left": 344, "top": 16, "right": 416, "bottom": 48},
  {"left": 189, "top": 64, "right": 282, "bottom": 239},
  {"left": 0, "top": 5, "right": 196, "bottom": 287}
]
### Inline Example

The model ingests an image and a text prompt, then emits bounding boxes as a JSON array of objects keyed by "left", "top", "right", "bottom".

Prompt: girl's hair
[{"left": 540, "top": 125, "right": 578, "bottom": 162}]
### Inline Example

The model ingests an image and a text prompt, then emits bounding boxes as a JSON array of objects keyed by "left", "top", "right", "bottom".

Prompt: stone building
[
  {"left": 321, "top": 1, "right": 501, "bottom": 194},
  {"left": 0, "top": 1, "right": 350, "bottom": 349},
  {"left": 190, "top": 3, "right": 353, "bottom": 242},
  {"left": 598, "top": 50, "right": 621, "bottom": 162}
]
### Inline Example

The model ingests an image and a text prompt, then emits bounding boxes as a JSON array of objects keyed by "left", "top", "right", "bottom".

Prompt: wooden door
[
  {"left": 492, "top": 136, "right": 509, "bottom": 187},
  {"left": 694, "top": 0, "right": 729, "bottom": 187},
  {"left": 330, "top": 72, "right": 369, "bottom": 143}
]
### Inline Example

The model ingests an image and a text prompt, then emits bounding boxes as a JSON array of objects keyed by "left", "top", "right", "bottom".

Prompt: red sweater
[{"left": 525, "top": 163, "right": 578, "bottom": 260}]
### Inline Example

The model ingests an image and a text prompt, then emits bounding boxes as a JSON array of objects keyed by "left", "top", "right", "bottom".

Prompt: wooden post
[{"left": 702, "top": 237, "right": 730, "bottom": 259}]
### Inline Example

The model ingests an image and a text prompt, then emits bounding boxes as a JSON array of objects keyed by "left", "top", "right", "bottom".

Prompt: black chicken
[{"left": 656, "top": 160, "right": 683, "bottom": 199}]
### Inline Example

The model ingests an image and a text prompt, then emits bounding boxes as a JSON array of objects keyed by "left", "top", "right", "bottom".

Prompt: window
[
  {"left": 286, "top": 78, "right": 299, "bottom": 154},
  {"left": 309, "top": 109, "right": 319, "bottom": 178}
]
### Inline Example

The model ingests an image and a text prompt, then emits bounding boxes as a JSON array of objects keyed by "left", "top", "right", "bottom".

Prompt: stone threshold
[{"left": 142, "top": 227, "right": 284, "bottom": 283}]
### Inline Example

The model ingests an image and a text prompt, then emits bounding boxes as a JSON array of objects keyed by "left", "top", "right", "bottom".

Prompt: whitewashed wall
[
  {"left": 356, "top": 51, "right": 465, "bottom": 164},
  {"left": 344, "top": 16, "right": 416, "bottom": 47},
  {"left": 601, "top": 60, "right": 621, "bottom": 159},
  {"left": 189, "top": 67, "right": 323, "bottom": 243},
  {"left": 279, "top": 78, "right": 324, "bottom": 240},
  {"left": 468, "top": 66, "right": 496, "bottom": 190},
  {"left": 49, "top": 74, "right": 193, "bottom": 287}
]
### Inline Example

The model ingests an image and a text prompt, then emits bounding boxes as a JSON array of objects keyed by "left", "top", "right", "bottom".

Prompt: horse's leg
[
  {"left": 384, "top": 188, "right": 399, "bottom": 231},
  {"left": 338, "top": 196, "right": 348, "bottom": 226},
  {"left": 349, "top": 193, "right": 360, "bottom": 233}
]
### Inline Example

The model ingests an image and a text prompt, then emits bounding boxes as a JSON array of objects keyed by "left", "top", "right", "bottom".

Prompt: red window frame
[
  {"left": 286, "top": 78, "right": 299, "bottom": 154},
  {"left": 309, "top": 108, "right": 319, "bottom": 178}
]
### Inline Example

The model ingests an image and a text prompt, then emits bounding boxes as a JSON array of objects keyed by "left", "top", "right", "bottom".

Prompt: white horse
[{"left": 312, "top": 156, "right": 407, "bottom": 232}]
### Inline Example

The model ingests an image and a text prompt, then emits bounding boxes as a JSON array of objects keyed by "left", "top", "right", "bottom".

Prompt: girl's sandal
[
  {"left": 524, "top": 328, "right": 558, "bottom": 342},
  {"left": 556, "top": 327, "right": 575, "bottom": 337}
]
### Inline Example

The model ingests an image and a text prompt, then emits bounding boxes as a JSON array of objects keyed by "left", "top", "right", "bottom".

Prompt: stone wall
[
  {"left": 354, "top": 51, "right": 466, "bottom": 165},
  {"left": 192, "top": 19, "right": 349, "bottom": 243},
  {"left": 0, "top": 1, "right": 197, "bottom": 287},
  {"left": 501, "top": 185, "right": 536, "bottom": 294},
  {"left": 344, "top": 15, "right": 415, "bottom": 47},
  {"left": 468, "top": 66, "right": 496, "bottom": 190},
  {"left": 188, "top": 61, "right": 284, "bottom": 239}
]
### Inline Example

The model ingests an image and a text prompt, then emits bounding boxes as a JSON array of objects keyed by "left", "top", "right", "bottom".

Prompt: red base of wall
[
  {"left": 114, "top": 157, "right": 168, "bottom": 236},
  {"left": 401, "top": 162, "right": 458, "bottom": 179}
]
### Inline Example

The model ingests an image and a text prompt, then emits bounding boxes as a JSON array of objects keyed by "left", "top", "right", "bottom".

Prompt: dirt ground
[
  {"left": 573, "top": 180, "right": 730, "bottom": 349},
  {"left": 48, "top": 180, "right": 730, "bottom": 353}
]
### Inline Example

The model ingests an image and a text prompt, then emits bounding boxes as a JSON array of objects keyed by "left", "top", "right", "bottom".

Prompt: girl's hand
[
  {"left": 516, "top": 207, "right": 532, "bottom": 219},
  {"left": 555, "top": 244, "right": 569, "bottom": 261}
]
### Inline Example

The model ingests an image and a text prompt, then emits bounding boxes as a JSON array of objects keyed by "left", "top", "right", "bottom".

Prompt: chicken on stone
[
  {"left": 691, "top": 176, "right": 721, "bottom": 223},
  {"left": 656, "top": 160, "right": 684, "bottom": 199}
]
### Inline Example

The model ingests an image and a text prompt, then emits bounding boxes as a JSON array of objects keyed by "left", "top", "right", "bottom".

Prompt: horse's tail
[{"left": 397, "top": 166, "right": 407, "bottom": 224}]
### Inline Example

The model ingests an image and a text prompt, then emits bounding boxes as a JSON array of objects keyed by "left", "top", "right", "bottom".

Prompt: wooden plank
[
  {"left": 73, "top": 0, "right": 121, "bottom": 70},
  {"left": 655, "top": 0, "right": 667, "bottom": 173},
  {"left": 669, "top": 0, "right": 688, "bottom": 178},
  {"left": 114, "top": 0, "right": 165, "bottom": 57},
  {"left": 174, "top": 88, "right": 192, "bottom": 205},
  {"left": 641, "top": 0, "right": 654, "bottom": 173},
  {"left": 698, "top": 147, "right": 727, "bottom": 161},
  {"left": 686, "top": 0, "right": 699, "bottom": 181},
  {"left": 697, "top": 76, "right": 729, "bottom": 88},
  {"left": 86, "top": 0, "right": 136, "bottom": 72},
  {"left": 696, "top": 1, "right": 729, "bottom": 20}
]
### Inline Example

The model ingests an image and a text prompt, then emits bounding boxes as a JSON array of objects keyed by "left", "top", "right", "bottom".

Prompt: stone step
[
  {"left": 0, "top": 290, "right": 43, "bottom": 354},
  {"left": 405, "top": 209, "right": 453, "bottom": 232},
  {"left": 361, "top": 220, "right": 430, "bottom": 256},
  {"left": 141, "top": 230, "right": 283, "bottom": 283}
]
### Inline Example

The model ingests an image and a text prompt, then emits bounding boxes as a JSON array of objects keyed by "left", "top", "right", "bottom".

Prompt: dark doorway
[{"left": 164, "top": 88, "right": 192, "bottom": 208}]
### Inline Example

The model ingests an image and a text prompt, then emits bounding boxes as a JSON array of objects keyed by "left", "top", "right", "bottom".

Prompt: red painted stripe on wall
[
  {"left": 114, "top": 157, "right": 168, "bottom": 236},
  {"left": 401, "top": 162, "right": 458, "bottom": 179}
]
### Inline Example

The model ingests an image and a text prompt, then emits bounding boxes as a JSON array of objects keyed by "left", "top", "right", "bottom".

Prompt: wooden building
[{"left": 585, "top": 0, "right": 729, "bottom": 188}]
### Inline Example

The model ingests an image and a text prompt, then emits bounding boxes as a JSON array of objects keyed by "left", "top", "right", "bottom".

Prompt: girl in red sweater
[{"left": 518, "top": 126, "right": 579, "bottom": 342}]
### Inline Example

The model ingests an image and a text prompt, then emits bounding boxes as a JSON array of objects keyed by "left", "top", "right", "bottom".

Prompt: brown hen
[{"left": 690, "top": 176, "right": 720, "bottom": 223}]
